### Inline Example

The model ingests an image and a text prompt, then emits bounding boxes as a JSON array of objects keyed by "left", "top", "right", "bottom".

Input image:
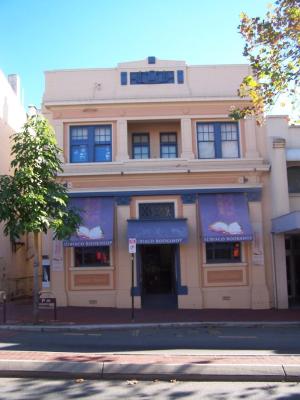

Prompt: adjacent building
[
  {"left": 268, "top": 116, "right": 300, "bottom": 308},
  {"left": 0, "top": 70, "right": 33, "bottom": 298}
]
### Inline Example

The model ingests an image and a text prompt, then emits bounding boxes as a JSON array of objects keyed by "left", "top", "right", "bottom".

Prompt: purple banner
[
  {"left": 199, "top": 194, "right": 253, "bottom": 242},
  {"left": 63, "top": 197, "right": 114, "bottom": 247}
]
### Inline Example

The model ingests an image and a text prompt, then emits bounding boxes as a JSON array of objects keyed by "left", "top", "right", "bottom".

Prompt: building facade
[
  {"left": 42, "top": 57, "right": 273, "bottom": 310},
  {"left": 0, "top": 70, "right": 33, "bottom": 299},
  {"left": 268, "top": 116, "right": 300, "bottom": 309}
]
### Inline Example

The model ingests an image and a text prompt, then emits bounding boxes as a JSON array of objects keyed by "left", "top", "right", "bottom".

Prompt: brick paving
[
  {"left": 3, "top": 299, "right": 300, "bottom": 325},
  {"left": 1, "top": 350, "right": 300, "bottom": 366}
]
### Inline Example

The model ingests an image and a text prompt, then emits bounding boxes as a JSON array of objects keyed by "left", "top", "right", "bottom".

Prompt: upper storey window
[
  {"left": 132, "top": 133, "right": 150, "bottom": 159},
  {"left": 160, "top": 133, "right": 178, "bottom": 158},
  {"left": 70, "top": 125, "right": 112, "bottom": 163},
  {"left": 197, "top": 122, "right": 240, "bottom": 159},
  {"left": 288, "top": 166, "right": 300, "bottom": 193}
]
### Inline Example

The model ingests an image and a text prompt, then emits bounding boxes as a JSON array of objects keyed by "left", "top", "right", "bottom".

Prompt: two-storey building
[{"left": 42, "top": 57, "right": 272, "bottom": 310}]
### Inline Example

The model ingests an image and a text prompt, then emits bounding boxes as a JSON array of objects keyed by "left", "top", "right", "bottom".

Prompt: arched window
[{"left": 287, "top": 167, "right": 300, "bottom": 193}]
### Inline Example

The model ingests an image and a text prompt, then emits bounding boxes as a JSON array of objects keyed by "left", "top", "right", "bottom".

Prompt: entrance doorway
[
  {"left": 286, "top": 235, "right": 300, "bottom": 307},
  {"left": 140, "top": 244, "right": 177, "bottom": 309}
]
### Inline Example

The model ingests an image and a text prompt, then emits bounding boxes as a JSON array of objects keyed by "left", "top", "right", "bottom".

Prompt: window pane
[
  {"left": 161, "top": 144, "right": 177, "bottom": 158},
  {"left": 75, "top": 246, "right": 110, "bottom": 267},
  {"left": 95, "top": 127, "right": 111, "bottom": 143},
  {"left": 95, "top": 144, "right": 111, "bottom": 162},
  {"left": 221, "top": 123, "right": 238, "bottom": 141},
  {"left": 133, "top": 144, "right": 149, "bottom": 159},
  {"left": 288, "top": 167, "right": 300, "bottom": 193},
  {"left": 133, "top": 134, "right": 149, "bottom": 144},
  {"left": 221, "top": 141, "right": 239, "bottom": 158},
  {"left": 198, "top": 142, "right": 215, "bottom": 158},
  {"left": 71, "top": 145, "right": 88, "bottom": 162},
  {"left": 161, "top": 133, "right": 176, "bottom": 143},
  {"left": 71, "top": 127, "right": 88, "bottom": 141}
]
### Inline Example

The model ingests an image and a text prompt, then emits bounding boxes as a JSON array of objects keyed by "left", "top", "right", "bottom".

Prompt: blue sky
[{"left": 0, "top": 0, "right": 269, "bottom": 109}]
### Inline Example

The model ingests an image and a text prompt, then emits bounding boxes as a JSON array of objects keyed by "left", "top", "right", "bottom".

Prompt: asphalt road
[
  {"left": 1, "top": 326, "right": 300, "bottom": 355},
  {"left": 0, "top": 378, "right": 300, "bottom": 400}
]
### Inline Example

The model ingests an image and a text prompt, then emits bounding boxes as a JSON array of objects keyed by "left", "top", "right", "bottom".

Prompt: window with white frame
[
  {"left": 197, "top": 122, "right": 239, "bottom": 159},
  {"left": 70, "top": 125, "right": 112, "bottom": 163}
]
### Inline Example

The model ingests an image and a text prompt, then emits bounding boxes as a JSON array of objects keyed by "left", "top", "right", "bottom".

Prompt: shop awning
[
  {"left": 198, "top": 193, "right": 253, "bottom": 242},
  {"left": 63, "top": 197, "right": 114, "bottom": 247},
  {"left": 127, "top": 219, "right": 188, "bottom": 244},
  {"left": 272, "top": 211, "right": 300, "bottom": 234}
]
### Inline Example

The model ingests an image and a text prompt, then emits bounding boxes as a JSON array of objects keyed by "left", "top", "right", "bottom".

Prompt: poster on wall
[{"left": 42, "top": 256, "right": 50, "bottom": 288}]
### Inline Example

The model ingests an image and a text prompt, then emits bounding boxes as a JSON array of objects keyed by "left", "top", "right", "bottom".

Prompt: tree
[
  {"left": 0, "top": 115, "right": 80, "bottom": 322},
  {"left": 229, "top": 0, "right": 300, "bottom": 124}
]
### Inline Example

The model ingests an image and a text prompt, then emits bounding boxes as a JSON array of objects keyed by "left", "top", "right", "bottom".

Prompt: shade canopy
[
  {"left": 272, "top": 211, "right": 300, "bottom": 234},
  {"left": 199, "top": 193, "right": 253, "bottom": 242},
  {"left": 127, "top": 219, "right": 188, "bottom": 244},
  {"left": 63, "top": 197, "right": 114, "bottom": 247}
]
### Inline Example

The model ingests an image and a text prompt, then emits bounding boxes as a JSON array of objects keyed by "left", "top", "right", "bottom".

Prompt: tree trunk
[{"left": 33, "top": 232, "right": 40, "bottom": 323}]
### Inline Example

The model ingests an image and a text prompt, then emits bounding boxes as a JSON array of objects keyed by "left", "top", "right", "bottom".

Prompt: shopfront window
[
  {"left": 74, "top": 246, "right": 110, "bottom": 267},
  {"left": 206, "top": 242, "right": 241, "bottom": 263}
]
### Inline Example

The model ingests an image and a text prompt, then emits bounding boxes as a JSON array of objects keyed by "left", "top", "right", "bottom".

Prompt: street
[
  {"left": 1, "top": 326, "right": 300, "bottom": 355},
  {"left": 0, "top": 378, "right": 299, "bottom": 399}
]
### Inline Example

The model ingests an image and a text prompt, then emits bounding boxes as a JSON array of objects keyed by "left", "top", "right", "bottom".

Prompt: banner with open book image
[
  {"left": 199, "top": 193, "right": 253, "bottom": 242},
  {"left": 63, "top": 197, "right": 114, "bottom": 247}
]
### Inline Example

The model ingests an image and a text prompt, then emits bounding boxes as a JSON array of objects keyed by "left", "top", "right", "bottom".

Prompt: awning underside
[
  {"left": 127, "top": 219, "right": 188, "bottom": 244},
  {"left": 272, "top": 211, "right": 300, "bottom": 234}
]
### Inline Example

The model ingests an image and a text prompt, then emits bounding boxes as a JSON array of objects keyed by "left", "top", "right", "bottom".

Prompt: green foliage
[
  {"left": 0, "top": 115, "right": 80, "bottom": 240},
  {"left": 230, "top": 0, "right": 300, "bottom": 124}
]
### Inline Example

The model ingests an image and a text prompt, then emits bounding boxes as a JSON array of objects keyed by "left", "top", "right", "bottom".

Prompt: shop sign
[{"left": 128, "top": 238, "right": 137, "bottom": 254}]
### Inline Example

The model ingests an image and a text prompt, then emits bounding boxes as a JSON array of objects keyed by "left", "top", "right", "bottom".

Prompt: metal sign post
[
  {"left": 131, "top": 253, "right": 135, "bottom": 321},
  {"left": 128, "top": 238, "right": 137, "bottom": 322},
  {"left": 0, "top": 292, "right": 7, "bottom": 324}
]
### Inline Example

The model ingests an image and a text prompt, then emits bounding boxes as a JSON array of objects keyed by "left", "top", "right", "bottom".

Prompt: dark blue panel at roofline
[
  {"left": 130, "top": 71, "right": 175, "bottom": 84},
  {"left": 68, "top": 187, "right": 262, "bottom": 201},
  {"left": 120, "top": 72, "right": 127, "bottom": 85},
  {"left": 148, "top": 56, "right": 156, "bottom": 64}
]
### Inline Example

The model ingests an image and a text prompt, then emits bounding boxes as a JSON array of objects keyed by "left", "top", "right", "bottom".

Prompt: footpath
[{"left": 1, "top": 300, "right": 300, "bottom": 382}]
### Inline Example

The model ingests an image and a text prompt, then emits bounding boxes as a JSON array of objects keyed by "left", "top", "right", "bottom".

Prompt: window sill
[
  {"left": 203, "top": 262, "right": 247, "bottom": 268},
  {"left": 69, "top": 266, "right": 114, "bottom": 271}
]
